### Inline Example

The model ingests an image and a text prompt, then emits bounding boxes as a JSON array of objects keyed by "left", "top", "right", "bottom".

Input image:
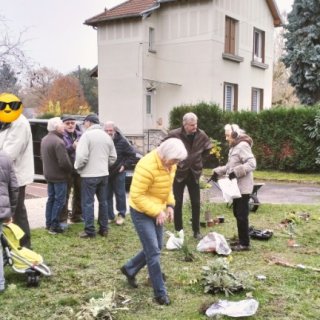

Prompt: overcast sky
[{"left": 1, "top": 0, "right": 294, "bottom": 74}]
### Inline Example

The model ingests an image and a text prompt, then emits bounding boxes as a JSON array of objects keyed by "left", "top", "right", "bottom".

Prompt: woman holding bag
[{"left": 211, "top": 124, "right": 256, "bottom": 251}]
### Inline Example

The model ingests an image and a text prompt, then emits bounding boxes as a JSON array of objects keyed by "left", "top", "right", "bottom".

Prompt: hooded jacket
[{"left": 214, "top": 134, "right": 256, "bottom": 194}]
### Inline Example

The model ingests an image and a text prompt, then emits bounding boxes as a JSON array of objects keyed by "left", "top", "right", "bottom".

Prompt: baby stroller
[{"left": 1, "top": 222, "right": 51, "bottom": 287}]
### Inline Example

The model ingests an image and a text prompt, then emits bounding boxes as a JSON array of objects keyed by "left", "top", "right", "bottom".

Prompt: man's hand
[
  {"left": 166, "top": 206, "right": 174, "bottom": 223},
  {"left": 208, "top": 171, "right": 218, "bottom": 183}
]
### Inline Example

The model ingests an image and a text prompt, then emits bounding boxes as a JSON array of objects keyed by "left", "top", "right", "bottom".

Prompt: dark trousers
[
  {"left": 232, "top": 194, "right": 250, "bottom": 246},
  {"left": 60, "top": 173, "right": 82, "bottom": 222},
  {"left": 173, "top": 174, "right": 200, "bottom": 233},
  {"left": 13, "top": 186, "right": 31, "bottom": 249}
]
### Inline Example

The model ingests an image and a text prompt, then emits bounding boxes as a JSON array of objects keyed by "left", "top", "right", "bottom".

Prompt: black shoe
[
  {"left": 79, "top": 231, "right": 96, "bottom": 238},
  {"left": 155, "top": 295, "right": 171, "bottom": 305},
  {"left": 48, "top": 227, "right": 64, "bottom": 235},
  {"left": 193, "top": 232, "right": 203, "bottom": 240},
  {"left": 231, "top": 244, "right": 250, "bottom": 252},
  {"left": 120, "top": 266, "right": 138, "bottom": 288},
  {"left": 98, "top": 229, "right": 108, "bottom": 237}
]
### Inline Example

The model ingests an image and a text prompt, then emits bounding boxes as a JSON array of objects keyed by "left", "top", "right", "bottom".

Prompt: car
[{"left": 29, "top": 117, "right": 142, "bottom": 188}]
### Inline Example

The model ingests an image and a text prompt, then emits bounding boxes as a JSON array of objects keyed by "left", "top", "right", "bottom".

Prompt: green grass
[{"left": 1, "top": 202, "right": 320, "bottom": 319}]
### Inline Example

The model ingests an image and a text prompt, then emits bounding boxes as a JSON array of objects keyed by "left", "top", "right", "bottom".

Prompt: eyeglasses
[
  {"left": 65, "top": 121, "right": 76, "bottom": 126},
  {"left": 0, "top": 101, "right": 22, "bottom": 111}
]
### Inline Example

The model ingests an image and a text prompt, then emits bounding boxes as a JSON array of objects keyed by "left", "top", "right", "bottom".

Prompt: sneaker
[
  {"left": 116, "top": 215, "right": 125, "bottom": 225},
  {"left": 108, "top": 219, "right": 115, "bottom": 224},
  {"left": 79, "top": 231, "right": 96, "bottom": 238},
  {"left": 120, "top": 266, "right": 138, "bottom": 288},
  {"left": 155, "top": 295, "right": 171, "bottom": 306},
  {"left": 231, "top": 244, "right": 250, "bottom": 252},
  {"left": 48, "top": 227, "right": 64, "bottom": 235}
]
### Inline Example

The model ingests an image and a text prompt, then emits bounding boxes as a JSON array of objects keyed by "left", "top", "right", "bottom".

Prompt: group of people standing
[
  {"left": 0, "top": 93, "right": 256, "bottom": 304},
  {"left": 41, "top": 114, "right": 137, "bottom": 238}
]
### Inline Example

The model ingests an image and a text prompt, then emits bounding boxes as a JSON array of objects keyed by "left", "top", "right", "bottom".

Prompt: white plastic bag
[
  {"left": 206, "top": 299, "right": 259, "bottom": 317},
  {"left": 196, "top": 232, "right": 231, "bottom": 255},
  {"left": 218, "top": 177, "right": 241, "bottom": 203},
  {"left": 165, "top": 230, "right": 184, "bottom": 250}
]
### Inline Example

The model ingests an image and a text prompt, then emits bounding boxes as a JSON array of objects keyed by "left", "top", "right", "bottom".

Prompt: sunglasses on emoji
[{"left": 0, "top": 101, "right": 22, "bottom": 111}]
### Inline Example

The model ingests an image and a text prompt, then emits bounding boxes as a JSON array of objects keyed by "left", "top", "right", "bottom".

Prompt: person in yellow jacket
[{"left": 120, "top": 138, "right": 187, "bottom": 306}]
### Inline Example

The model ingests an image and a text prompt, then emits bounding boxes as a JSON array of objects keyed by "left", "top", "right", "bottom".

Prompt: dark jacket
[
  {"left": 166, "top": 127, "right": 212, "bottom": 181},
  {"left": 41, "top": 131, "right": 72, "bottom": 182},
  {"left": 0, "top": 151, "right": 19, "bottom": 222},
  {"left": 63, "top": 129, "right": 82, "bottom": 164},
  {"left": 109, "top": 131, "right": 136, "bottom": 177}
]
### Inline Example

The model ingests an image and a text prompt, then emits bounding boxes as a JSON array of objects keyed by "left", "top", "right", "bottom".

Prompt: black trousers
[
  {"left": 13, "top": 186, "right": 31, "bottom": 248},
  {"left": 232, "top": 194, "right": 250, "bottom": 246},
  {"left": 173, "top": 174, "right": 200, "bottom": 234},
  {"left": 60, "top": 173, "right": 82, "bottom": 222}
]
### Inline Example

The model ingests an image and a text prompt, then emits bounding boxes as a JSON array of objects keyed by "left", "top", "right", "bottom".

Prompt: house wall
[{"left": 97, "top": 0, "right": 276, "bottom": 138}]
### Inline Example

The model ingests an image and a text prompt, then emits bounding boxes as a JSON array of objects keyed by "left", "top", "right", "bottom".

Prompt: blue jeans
[
  {"left": 107, "top": 171, "right": 127, "bottom": 219},
  {"left": 124, "top": 207, "right": 166, "bottom": 298},
  {"left": 0, "top": 224, "right": 4, "bottom": 291},
  {"left": 81, "top": 176, "right": 108, "bottom": 235},
  {"left": 45, "top": 182, "right": 68, "bottom": 230}
]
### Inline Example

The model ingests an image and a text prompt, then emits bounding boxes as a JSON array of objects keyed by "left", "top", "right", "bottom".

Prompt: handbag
[{"left": 217, "top": 177, "right": 241, "bottom": 203}]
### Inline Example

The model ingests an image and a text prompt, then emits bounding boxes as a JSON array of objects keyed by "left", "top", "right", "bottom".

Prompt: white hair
[
  {"left": 224, "top": 123, "right": 245, "bottom": 136},
  {"left": 47, "top": 117, "right": 63, "bottom": 132},
  {"left": 104, "top": 121, "right": 116, "bottom": 130},
  {"left": 183, "top": 112, "right": 198, "bottom": 125},
  {"left": 157, "top": 138, "right": 187, "bottom": 161}
]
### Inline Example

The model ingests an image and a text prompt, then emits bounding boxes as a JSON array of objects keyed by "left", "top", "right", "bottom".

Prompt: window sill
[
  {"left": 148, "top": 49, "right": 157, "bottom": 54},
  {"left": 251, "top": 60, "right": 269, "bottom": 69},
  {"left": 222, "top": 53, "right": 244, "bottom": 63}
]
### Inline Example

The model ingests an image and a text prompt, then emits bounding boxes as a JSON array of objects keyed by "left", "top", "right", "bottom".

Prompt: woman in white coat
[{"left": 212, "top": 124, "right": 256, "bottom": 251}]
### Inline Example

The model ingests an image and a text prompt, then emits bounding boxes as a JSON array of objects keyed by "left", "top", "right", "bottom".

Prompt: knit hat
[
  {"left": 47, "top": 117, "right": 63, "bottom": 132},
  {"left": 83, "top": 114, "right": 100, "bottom": 124}
]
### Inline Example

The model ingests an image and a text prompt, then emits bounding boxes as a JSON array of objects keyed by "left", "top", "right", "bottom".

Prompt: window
[
  {"left": 251, "top": 88, "right": 264, "bottom": 112},
  {"left": 148, "top": 27, "right": 155, "bottom": 52},
  {"left": 225, "top": 16, "right": 237, "bottom": 55},
  {"left": 223, "top": 83, "right": 238, "bottom": 112},
  {"left": 146, "top": 94, "right": 152, "bottom": 114},
  {"left": 253, "top": 28, "right": 265, "bottom": 63}
]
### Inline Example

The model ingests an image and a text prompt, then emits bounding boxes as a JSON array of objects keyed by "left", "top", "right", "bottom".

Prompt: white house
[{"left": 85, "top": 0, "right": 282, "bottom": 151}]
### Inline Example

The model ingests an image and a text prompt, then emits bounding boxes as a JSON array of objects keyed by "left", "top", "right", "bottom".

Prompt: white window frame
[
  {"left": 253, "top": 28, "right": 265, "bottom": 63},
  {"left": 224, "top": 82, "right": 238, "bottom": 112}
]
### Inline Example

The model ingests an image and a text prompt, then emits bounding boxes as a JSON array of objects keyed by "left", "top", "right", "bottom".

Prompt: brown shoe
[
  {"left": 79, "top": 231, "right": 96, "bottom": 239},
  {"left": 98, "top": 229, "right": 108, "bottom": 237}
]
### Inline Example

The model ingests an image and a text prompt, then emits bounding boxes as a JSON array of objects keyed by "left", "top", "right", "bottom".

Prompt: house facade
[{"left": 85, "top": 0, "right": 282, "bottom": 151}]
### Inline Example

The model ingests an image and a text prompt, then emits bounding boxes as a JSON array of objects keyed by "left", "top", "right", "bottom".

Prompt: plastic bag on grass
[
  {"left": 196, "top": 232, "right": 231, "bottom": 255},
  {"left": 166, "top": 230, "right": 184, "bottom": 250},
  {"left": 206, "top": 299, "right": 259, "bottom": 317}
]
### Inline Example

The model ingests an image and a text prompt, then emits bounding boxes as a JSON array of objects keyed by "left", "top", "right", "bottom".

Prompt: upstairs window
[
  {"left": 251, "top": 88, "right": 264, "bottom": 112},
  {"left": 223, "top": 82, "right": 238, "bottom": 112},
  {"left": 225, "top": 16, "right": 237, "bottom": 55},
  {"left": 146, "top": 94, "right": 152, "bottom": 114},
  {"left": 148, "top": 27, "right": 156, "bottom": 52},
  {"left": 253, "top": 28, "right": 265, "bottom": 63}
]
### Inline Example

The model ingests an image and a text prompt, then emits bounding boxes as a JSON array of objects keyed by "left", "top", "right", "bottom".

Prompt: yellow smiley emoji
[{"left": 0, "top": 92, "right": 24, "bottom": 123}]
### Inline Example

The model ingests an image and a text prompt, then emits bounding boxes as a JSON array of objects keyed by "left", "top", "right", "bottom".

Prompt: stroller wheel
[
  {"left": 26, "top": 270, "right": 41, "bottom": 287},
  {"left": 249, "top": 194, "right": 259, "bottom": 212}
]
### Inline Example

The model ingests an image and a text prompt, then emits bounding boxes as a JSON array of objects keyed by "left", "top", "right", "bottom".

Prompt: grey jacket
[
  {"left": 214, "top": 135, "right": 256, "bottom": 194},
  {"left": 0, "top": 151, "right": 19, "bottom": 221}
]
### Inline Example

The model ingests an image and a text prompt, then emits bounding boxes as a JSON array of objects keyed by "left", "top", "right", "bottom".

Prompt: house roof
[{"left": 84, "top": 0, "right": 282, "bottom": 27}]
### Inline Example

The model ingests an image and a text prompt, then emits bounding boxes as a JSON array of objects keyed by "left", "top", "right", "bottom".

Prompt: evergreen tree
[
  {"left": 0, "top": 63, "right": 20, "bottom": 94},
  {"left": 283, "top": 0, "right": 320, "bottom": 105}
]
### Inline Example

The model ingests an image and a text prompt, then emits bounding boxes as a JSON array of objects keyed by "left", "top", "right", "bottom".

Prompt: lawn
[{"left": 1, "top": 200, "right": 319, "bottom": 319}]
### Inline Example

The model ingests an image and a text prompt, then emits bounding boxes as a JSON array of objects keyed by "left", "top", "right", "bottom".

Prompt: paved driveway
[{"left": 25, "top": 181, "right": 320, "bottom": 230}]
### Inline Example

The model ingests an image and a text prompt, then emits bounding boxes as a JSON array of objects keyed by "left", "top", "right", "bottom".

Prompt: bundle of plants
[{"left": 201, "top": 258, "right": 252, "bottom": 297}]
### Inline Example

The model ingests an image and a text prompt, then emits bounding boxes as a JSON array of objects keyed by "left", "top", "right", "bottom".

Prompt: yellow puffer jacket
[{"left": 129, "top": 150, "right": 176, "bottom": 218}]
